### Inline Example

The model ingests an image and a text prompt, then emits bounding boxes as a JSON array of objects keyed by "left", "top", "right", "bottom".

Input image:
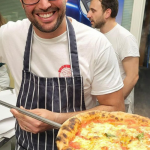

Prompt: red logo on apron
[{"left": 58, "top": 65, "right": 71, "bottom": 77}]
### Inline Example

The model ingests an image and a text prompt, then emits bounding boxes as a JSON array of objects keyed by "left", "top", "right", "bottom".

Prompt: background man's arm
[{"left": 122, "top": 57, "right": 139, "bottom": 99}]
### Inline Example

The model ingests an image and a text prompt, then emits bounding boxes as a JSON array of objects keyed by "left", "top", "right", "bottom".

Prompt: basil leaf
[
  {"left": 136, "top": 133, "right": 144, "bottom": 141},
  {"left": 105, "top": 133, "right": 116, "bottom": 138}
]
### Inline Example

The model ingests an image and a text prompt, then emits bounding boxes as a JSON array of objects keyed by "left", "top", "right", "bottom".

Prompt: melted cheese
[
  {"left": 73, "top": 137, "right": 92, "bottom": 149},
  {"left": 71, "top": 122, "right": 150, "bottom": 150},
  {"left": 128, "top": 140, "right": 148, "bottom": 150}
]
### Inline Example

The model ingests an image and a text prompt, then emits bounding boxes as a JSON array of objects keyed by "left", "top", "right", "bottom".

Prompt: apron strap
[
  {"left": 23, "top": 24, "right": 32, "bottom": 72},
  {"left": 23, "top": 17, "right": 81, "bottom": 76},
  {"left": 66, "top": 17, "right": 80, "bottom": 77}
]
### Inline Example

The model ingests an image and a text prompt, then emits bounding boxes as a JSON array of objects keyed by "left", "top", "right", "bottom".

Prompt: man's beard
[
  {"left": 32, "top": 12, "right": 65, "bottom": 33},
  {"left": 25, "top": 6, "right": 66, "bottom": 33},
  {"left": 93, "top": 20, "right": 106, "bottom": 29}
]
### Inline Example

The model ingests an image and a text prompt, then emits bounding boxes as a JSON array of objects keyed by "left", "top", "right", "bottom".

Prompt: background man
[
  {"left": 87, "top": 0, "right": 139, "bottom": 113},
  {"left": 0, "top": 0, "right": 124, "bottom": 149}
]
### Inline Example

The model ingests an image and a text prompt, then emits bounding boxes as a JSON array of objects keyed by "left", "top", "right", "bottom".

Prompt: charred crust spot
[
  {"left": 69, "top": 118, "right": 78, "bottom": 124},
  {"left": 56, "top": 136, "right": 61, "bottom": 141},
  {"left": 62, "top": 126, "right": 71, "bottom": 132},
  {"left": 142, "top": 119, "right": 148, "bottom": 123},
  {"left": 102, "top": 113, "right": 105, "bottom": 118},
  {"left": 63, "top": 141, "right": 66, "bottom": 144},
  {"left": 89, "top": 111, "right": 96, "bottom": 116},
  {"left": 69, "top": 123, "right": 76, "bottom": 130},
  {"left": 115, "top": 117, "right": 119, "bottom": 121},
  {"left": 63, "top": 133, "right": 67, "bottom": 138},
  {"left": 69, "top": 118, "right": 80, "bottom": 130}
]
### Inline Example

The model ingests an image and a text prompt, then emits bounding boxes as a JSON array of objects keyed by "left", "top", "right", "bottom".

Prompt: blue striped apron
[{"left": 15, "top": 17, "right": 86, "bottom": 150}]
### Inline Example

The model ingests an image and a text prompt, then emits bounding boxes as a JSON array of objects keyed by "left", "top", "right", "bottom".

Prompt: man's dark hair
[{"left": 100, "top": 0, "right": 118, "bottom": 18}]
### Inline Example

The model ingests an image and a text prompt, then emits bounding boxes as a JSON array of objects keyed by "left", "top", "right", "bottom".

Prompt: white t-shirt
[
  {"left": 0, "top": 17, "right": 123, "bottom": 109},
  {"left": 104, "top": 23, "right": 139, "bottom": 113}
]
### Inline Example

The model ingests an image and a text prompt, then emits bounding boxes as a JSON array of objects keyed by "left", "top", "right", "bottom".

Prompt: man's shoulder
[
  {"left": 107, "top": 24, "right": 137, "bottom": 46},
  {"left": 115, "top": 24, "right": 133, "bottom": 38},
  {"left": 0, "top": 18, "right": 30, "bottom": 36},
  {"left": 116, "top": 24, "right": 138, "bottom": 47}
]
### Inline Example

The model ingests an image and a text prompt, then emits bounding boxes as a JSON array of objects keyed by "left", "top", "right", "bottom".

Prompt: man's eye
[{"left": 90, "top": 9, "right": 96, "bottom": 13}]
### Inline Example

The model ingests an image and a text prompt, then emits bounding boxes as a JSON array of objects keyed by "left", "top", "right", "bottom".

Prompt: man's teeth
[{"left": 39, "top": 13, "right": 53, "bottom": 18}]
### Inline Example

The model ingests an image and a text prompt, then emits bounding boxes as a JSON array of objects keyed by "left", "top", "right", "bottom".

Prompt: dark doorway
[{"left": 139, "top": 0, "right": 150, "bottom": 67}]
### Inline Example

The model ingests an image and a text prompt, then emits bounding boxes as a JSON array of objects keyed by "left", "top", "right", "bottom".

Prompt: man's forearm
[
  {"left": 123, "top": 75, "right": 139, "bottom": 99},
  {"left": 54, "top": 88, "right": 125, "bottom": 125},
  {"left": 55, "top": 104, "right": 125, "bottom": 124}
]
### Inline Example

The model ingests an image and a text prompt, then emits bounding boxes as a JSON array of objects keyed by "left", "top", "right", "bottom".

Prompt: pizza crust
[
  {"left": 56, "top": 117, "right": 81, "bottom": 150},
  {"left": 56, "top": 111, "right": 150, "bottom": 150}
]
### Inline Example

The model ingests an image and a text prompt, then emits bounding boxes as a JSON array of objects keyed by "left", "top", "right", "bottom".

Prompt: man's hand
[{"left": 10, "top": 107, "right": 59, "bottom": 134}]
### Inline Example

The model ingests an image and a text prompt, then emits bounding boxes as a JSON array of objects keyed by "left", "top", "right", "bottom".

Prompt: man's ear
[
  {"left": 20, "top": 0, "right": 25, "bottom": 9},
  {"left": 105, "top": 8, "right": 111, "bottom": 19}
]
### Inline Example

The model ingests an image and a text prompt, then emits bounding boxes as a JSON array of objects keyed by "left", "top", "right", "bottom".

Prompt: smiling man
[
  {"left": 0, "top": 0, "right": 125, "bottom": 150},
  {"left": 87, "top": 0, "right": 139, "bottom": 114}
]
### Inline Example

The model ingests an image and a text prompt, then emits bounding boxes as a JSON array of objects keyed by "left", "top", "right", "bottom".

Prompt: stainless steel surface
[
  {"left": 0, "top": 100, "right": 61, "bottom": 129},
  {"left": 0, "top": 87, "right": 14, "bottom": 93},
  {"left": 0, "top": 136, "right": 16, "bottom": 150}
]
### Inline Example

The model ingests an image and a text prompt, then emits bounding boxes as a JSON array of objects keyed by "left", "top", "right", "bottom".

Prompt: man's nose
[
  {"left": 87, "top": 11, "right": 91, "bottom": 19},
  {"left": 38, "top": 0, "right": 52, "bottom": 10}
]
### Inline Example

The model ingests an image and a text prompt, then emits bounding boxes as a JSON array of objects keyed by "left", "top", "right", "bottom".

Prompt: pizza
[{"left": 56, "top": 111, "right": 150, "bottom": 150}]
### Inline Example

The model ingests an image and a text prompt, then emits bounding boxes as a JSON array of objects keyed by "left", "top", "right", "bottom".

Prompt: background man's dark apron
[{"left": 15, "top": 17, "right": 86, "bottom": 150}]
